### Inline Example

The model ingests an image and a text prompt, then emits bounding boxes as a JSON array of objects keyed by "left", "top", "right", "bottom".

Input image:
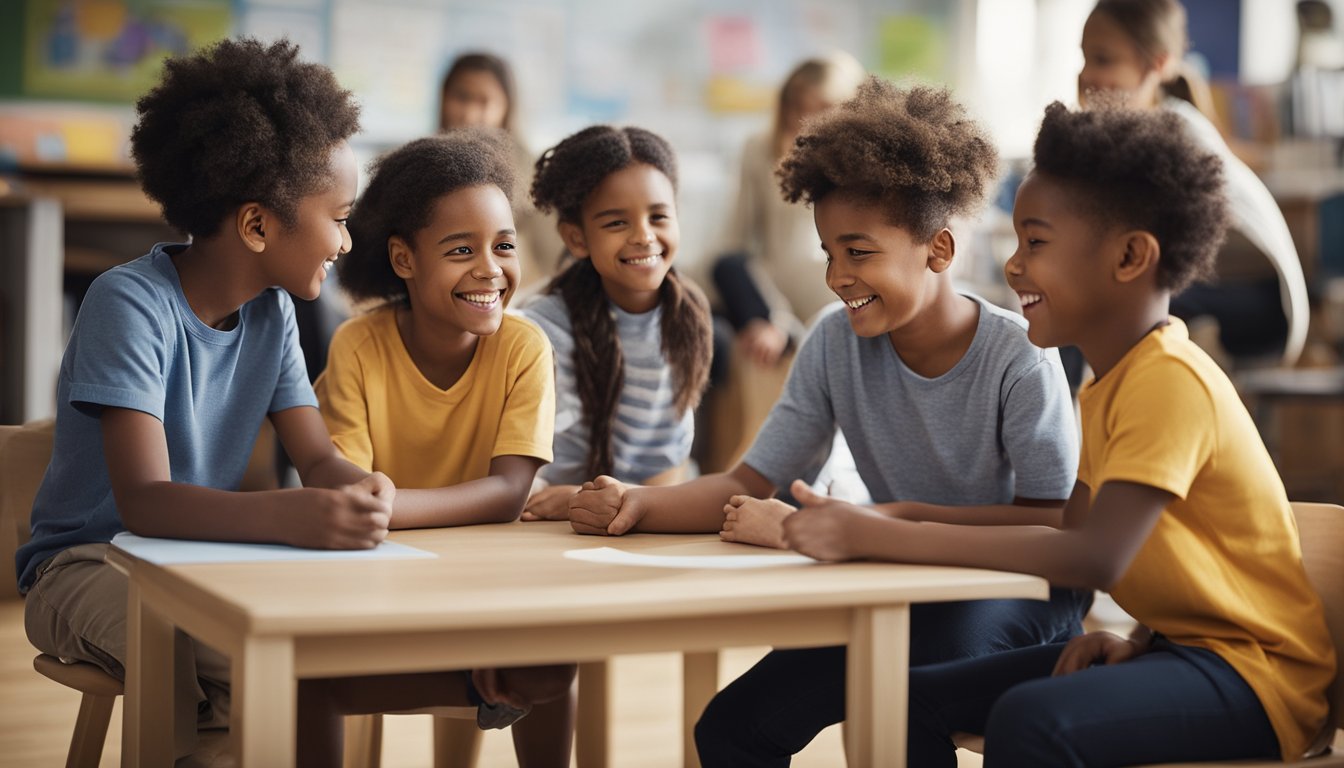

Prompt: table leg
[
  {"left": 123, "top": 577, "right": 176, "bottom": 766},
  {"left": 232, "top": 635, "right": 295, "bottom": 767},
  {"left": 576, "top": 660, "right": 610, "bottom": 768},
  {"left": 846, "top": 604, "right": 910, "bottom": 768},
  {"left": 682, "top": 651, "right": 718, "bottom": 768}
]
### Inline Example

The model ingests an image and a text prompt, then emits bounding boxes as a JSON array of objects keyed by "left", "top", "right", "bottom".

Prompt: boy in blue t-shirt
[{"left": 14, "top": 39, "right": 394, "bottom": 761}]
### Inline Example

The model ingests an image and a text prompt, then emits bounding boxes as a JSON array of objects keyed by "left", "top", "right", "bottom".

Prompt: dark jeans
[
  {"left": 907, "top": 637, "right": 1280, "bottom": 768},
  {"left": 694, "top": 587, "right": 1092, "bottom": 767}
]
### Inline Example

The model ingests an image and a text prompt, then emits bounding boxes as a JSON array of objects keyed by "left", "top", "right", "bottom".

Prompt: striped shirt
[{"left": 521, "top": 293, "right": 693, "bottom": 484}]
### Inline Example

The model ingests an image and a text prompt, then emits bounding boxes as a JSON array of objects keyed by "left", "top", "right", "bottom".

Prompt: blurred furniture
[
  {"left": 956, "top": 501, "right": 1344, "bottom": 766},
  {"left": 1237, "top": 366, "right": 1344, "bottom": 502},
  {"left": 0, "top": 167, "right": 175, "bottom": 425},
  {"left": 1, "top": 419, "right": 123, "bottom": 768}
]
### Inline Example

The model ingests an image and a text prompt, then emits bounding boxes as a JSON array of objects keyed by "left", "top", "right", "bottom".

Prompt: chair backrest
[
  {"left": 0, "top": 420, "right": 55, "bottom": 599},
  {"left": 1292, "top": 501, "right": 1344, "bottom": 751}
]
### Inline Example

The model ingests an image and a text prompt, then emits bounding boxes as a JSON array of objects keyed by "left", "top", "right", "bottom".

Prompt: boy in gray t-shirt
[{"left": 569, "top": 79, "right": 1089, "bottom": 767}]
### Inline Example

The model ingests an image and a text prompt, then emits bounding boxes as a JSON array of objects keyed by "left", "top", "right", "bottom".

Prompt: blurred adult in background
[
  {"left": 697, "top": 53, "right": 866, "bottom": 474},
  {"left": 713, "top": 52, "right": 867, "bottom": 367},
  {"left": 1079, "top": 0, "right": 1309, "bottom": 367},
  {"left": 439, "top": 52, "right": 564, "bottom": 297}
]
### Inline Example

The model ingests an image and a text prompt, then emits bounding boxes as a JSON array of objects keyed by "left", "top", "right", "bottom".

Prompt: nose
[
  {"left": 825, "top": 257, "right": 852, "bottom": 291},
  {"left": 1004, "top": 243, "right": 1024, "bottom": 279},
  {"left": 628, "top": 220, "right": 655, "bottom": 246},
  {"left": 339, "top": 225, "right": 352, "bottom": 254},
  {"left": 473, "top": 252, "right": 503, "bottom": 280}
]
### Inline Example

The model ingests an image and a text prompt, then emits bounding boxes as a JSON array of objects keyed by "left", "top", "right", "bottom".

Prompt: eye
[
  {"left": 495, "top": 241, "right": 516, "bottom": 253},
  {"left": 847, "top": 248, "right": 874, "bottom": 258},
  {"left": 446, "top": 246, "right": 473, "bottom": 257},
  {"left": 602, "top": 219, "right": 626, "bottom": 229},
  {"left": 336, "top": 217, "right": 349, "bottom": 227},
  {"left": 650, "top": 213, "right": 670, "bottom": 222}
]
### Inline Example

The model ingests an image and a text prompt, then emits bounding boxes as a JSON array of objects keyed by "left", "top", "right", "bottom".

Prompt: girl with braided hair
[{"left": 520, "top": 125, "right": 713, "bottom": 521}]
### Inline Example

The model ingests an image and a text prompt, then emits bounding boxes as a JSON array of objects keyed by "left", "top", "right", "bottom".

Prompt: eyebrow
[
  {"left": 436, "top": 228, "right": 516, "bottom": 244},
  {"left": 1018, "top": 218, "right": 1054, "bottom": 229},
  {"left": 590, "top": 202, "right": 670, "bottom": 220},
  {"left": 836, "top": 233, "right": 874, "bottom": 243}
]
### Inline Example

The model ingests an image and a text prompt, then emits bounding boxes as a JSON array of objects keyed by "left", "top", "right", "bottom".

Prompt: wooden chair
[
  {"left": 2, "top": 419, "right": 126, "bottom": 768},
  {"left": 954, "top": 502, "right": 1344, "bottom": 766}
]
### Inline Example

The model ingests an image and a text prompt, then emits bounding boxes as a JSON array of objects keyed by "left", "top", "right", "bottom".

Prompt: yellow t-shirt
[
  {"left": 315, "top": 307, "right": 554, "bottom": 488},
  {"left": 1077, "top": 319, "right": 1334, "bottom": 760}
]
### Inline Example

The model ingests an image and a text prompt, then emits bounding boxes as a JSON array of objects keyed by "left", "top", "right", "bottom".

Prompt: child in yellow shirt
[
  {"left": 781, "top": 103, "right": 1335, "bottom": 766},
  {"left": 313, "top": 131, "right": 574, "bottom": 767}
]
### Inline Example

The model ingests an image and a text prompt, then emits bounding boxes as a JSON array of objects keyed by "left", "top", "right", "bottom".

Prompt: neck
[
  {"left": 395, "top": 304, "right": 478, "bottom": 389},
  {"left": 886, "top": 277, "right": 979, "bottom": 378},
  {"left": 171, "top": 238, "right": 268, "bottom": 329},
  {"left": 1077, "top": 290, "right": 1170, "bottom": 380}
]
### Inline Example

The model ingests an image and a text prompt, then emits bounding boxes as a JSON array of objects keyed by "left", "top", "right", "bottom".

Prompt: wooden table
[{"left": 108, "top": 521, "right": 1047, "bottom": 767}]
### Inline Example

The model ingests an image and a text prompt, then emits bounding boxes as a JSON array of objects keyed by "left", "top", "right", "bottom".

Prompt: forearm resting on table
[
  {"left": 632, "top": 464, "right": 774, "bottom": 533},
  {"left": 391, "top": 456, "right": 541, "bottom": 529},
  {"left": 879, "top": 498, "right": 1065, "bottom": 527},
  {"left": 118, "top": 483, "right": 325, "bottom": 544}
]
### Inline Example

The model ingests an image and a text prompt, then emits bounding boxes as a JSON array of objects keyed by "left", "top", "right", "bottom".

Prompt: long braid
[
  {"left": 551, "top": 259, "right": 624, "bottom": 477},
  {"left": 658, "top": 268, "right": 713, "bottom": 414}
]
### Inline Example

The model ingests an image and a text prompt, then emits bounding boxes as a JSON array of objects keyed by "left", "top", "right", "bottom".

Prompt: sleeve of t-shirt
[
  {"left": 741, "top": 315, "right": 838, "bottom": 488},
  {"left": 67, "top": 269, "right": 172, "bottom": 420},
  {"left": 269, "top": 290, "right": 320, "bottom": 413},
  {"left": 1092, "top": 360, "right": 1215, "bottom": 501},
  {"left": 495, "top": 319, "right": 556, "bottom": 463},
  {"left": 313, "top": 321, "right": 374, "bottom": 471},
  {"left": 1002, "top": 350, "right": 1079, "bottom": 500}
]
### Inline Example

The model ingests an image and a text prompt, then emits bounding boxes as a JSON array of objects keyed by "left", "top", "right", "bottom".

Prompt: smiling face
[
  {"left": 1003, "top": 171, "right": 1116, "bottom": 349},
  {"left": 440, "top": 69, "right": 509, "bottom": 130},
  {"left": 560, "top": 162, "right": 679, "bottom": 314},
  {"left": 264, "top": 140, "right": 357, "bottom": 301},
  {"left": 1078, "top": 10, "right": 1166, "bottom": 109},
  {"left": 814, "top": 193, "right": 950, "bottom": 341},
  {"left": 390, "top": 183, "right": 519, "bottom": 339}
]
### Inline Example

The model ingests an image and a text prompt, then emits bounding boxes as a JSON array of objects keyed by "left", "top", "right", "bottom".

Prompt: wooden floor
[{"left": 1, "top": 598, "right": 990, "bottom": 767}]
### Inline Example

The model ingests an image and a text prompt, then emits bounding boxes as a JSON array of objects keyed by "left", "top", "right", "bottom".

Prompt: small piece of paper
[
  {"left": 111, "top": 532, "right": 436, "bottom": 565},
  {"left": 564, "top": 546, "right": 815, "bottom": 570}
]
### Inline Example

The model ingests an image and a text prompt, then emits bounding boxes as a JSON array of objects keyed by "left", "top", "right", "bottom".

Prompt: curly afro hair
[
  {"left": 131, "top": 38, "right": 360, "bottom": 238},
  {"left": 530, "top": 125, "right": 677, "bottom": 223},
  {"left": 1032, "top": 101, "right": 1228, "bottom": 291},
  {"left": 338, "top": 129, "right": 515, "bottom": 305},
  {"left": 777, "top": 77, "right": 998, "bottom": 241}
]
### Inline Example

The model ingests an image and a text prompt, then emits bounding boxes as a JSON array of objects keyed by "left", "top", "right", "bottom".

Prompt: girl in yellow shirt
[
  {"left": 312, "top": 130, "right": 575, "bottom": 768},
  {"left": 779, "top": 104, "right": 1334, "bottom": 766}
]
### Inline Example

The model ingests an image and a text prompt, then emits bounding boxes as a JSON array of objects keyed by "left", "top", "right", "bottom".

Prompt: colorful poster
[{"left": 23, "top": 0, "right": 232, "bottom": 101}]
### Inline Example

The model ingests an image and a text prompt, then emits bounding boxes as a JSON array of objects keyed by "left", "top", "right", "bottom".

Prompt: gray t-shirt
[{"left": 744, "top": 295, "right": 1077, "bottom": 505}]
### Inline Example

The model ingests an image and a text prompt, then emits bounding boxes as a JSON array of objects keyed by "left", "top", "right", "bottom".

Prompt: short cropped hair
[
  {"left": 131, "top": 38, "right": 361, "bottom": 238},
  {"left": 777, "top": 77, "right": 999, "bottom": 241},
  {"left": 1032, "top": 101, "right": 1228, "bottom": 291},
  {"left": 338, "top": 129, "right": 515, "bottom": 305}
]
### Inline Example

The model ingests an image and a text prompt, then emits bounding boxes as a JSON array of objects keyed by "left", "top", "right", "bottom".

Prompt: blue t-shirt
[{"left": 15, "top": 244, "right": 318, "bottom": 591}]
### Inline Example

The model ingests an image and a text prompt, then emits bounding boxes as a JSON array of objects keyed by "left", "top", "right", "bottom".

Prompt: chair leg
[
  {"left": 576, "top": 661, "right": 610, "bottom": 768},
  {"left": 343, "top": 713, "right": 384, "bottom": 768},
  {"left": 66, "top": 692, "right": 116, "bottom": 768},
  {"left": 682, "top": 652, "right": 718, "bottom": 768},
  {"left": 431, "top": 716, "right": 483, "bottom": 768}
]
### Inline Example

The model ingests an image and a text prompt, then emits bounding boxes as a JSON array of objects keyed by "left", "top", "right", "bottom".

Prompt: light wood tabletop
[{"left": 108, "top": 521, "right": 1047, "bottom": 767}]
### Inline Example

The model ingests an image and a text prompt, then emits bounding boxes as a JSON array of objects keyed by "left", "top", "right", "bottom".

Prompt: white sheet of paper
[
  {"left": 111, "top": 532, "right": 436, "bottom": 565},
  {"left": 564, "top": 546, "right": 816, "bottom": 569}
]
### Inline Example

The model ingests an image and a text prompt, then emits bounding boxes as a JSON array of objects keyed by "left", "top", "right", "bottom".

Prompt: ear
[
  {"left": 237, "top": 203, "right": 268, "bottom": 253},
  {"left": 1113, "top": 230, "right": 1161, "bottom": 285},
  {"left": 558, "top": 221, "right": 589, "bottom": 259},
  {"left": 1151, "top": 51, "right": 1174, "bottom": 80},
  {"left": 926, "top": 228, "right": 956, "bottom": 274},
  {"left": 388, "top": 235, "right": 415, "bottom": 280}
]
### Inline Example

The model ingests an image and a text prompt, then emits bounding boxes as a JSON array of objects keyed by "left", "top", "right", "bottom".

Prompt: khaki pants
[{"left": 25, "top": 542, "right": 231, "bottom": 759}]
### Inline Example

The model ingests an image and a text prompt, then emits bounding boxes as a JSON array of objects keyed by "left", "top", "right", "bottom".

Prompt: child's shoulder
[
  {"left": 329, "top": 304, "right": 396, "bottom": 352},
  {"left": 498, "top": 312, "right": 552, "bottom": 353},
  {"left": 966, "top": 293, "right": 1056, "bottom": 371},
  {"left": 516, "top": 293, "right": 573, "bottom": 338}
]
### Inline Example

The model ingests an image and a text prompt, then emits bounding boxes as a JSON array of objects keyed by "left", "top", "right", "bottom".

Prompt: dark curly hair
[
  {"left": 338, "top": 129, "right": 516, "bottom": 305},
  {"left": 531, "top": 126, "right": 712, "bottom": 479},
  {"left": 131, "top": 38, "right": 360, "bottom": 238},
  {"left": 777, "top": 77, "right": 999, "bottom": 242},
  {"left": 1032, "top": 101, "right": 1228, "bottom": 291}
]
